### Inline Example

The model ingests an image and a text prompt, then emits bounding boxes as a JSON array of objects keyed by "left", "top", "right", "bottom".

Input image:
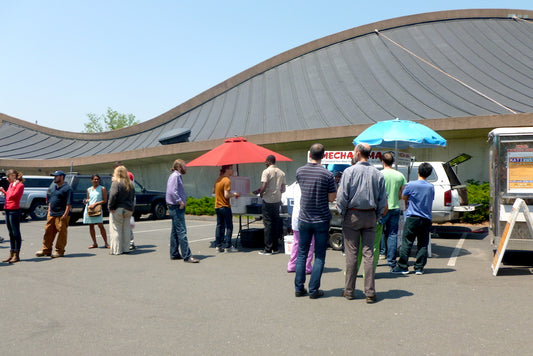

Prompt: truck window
[
  {"left": 71, "top": 177, "right": 93, "bottom": 192},
  {"left": 24, "top": 178, "right": 54, "bottom": 188},
  {"left": 442, "top": 163, "right": 461, "bottom": 186},
  {"left": 397, "top": 166, "right": 437, "bottom": 183}
]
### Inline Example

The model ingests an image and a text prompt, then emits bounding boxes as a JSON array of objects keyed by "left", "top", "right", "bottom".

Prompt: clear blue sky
[{"left": 1, "top": 1, "right": 531, "bottom": 132}]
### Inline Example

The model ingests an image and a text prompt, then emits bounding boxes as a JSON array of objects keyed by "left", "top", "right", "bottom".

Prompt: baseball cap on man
[{"left": 50, "top": 170, "right": 66, "bottom": 176}]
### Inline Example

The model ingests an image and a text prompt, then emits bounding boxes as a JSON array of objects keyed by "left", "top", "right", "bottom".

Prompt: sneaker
[
  {"left": 215, "top": 247, "right": 224, "bottom": 253},
  {"left": 366, "top": 295, "right": 377, "bottom": 304},
  {"left": 379, "top": 254, "right": 386, "bottom": 260},
  {"left": 343, "top": 290, "right": 355, "bottom": 300},
  {"left": 51, "top": 252, "right": 64, "bottom": 258},
  {"left": 415, "top": 270, "right": 424, "bottom": 275},
  {"left": 129, "top": 243, "right": 136, "bottom": 251},
  {"left": 258, "top": 250, "right": 272, "bottom": 256},
  {"left": 309, "top": 290, "right": 324, "bottom": 299},
  {"left": 295, "top": 288, "right": 308, "bottom": 297},
  {"left": 271, "top": 250, "right": 279, "bottom": 255},
  {"left": 391, "top": 266, "right": 409, "bottom": 274},
  {"left": 225, "top": 246, "right": 238, "bottom": 253}
]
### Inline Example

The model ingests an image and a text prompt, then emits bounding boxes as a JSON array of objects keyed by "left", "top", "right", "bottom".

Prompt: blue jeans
[
  {"left": 215, "top": 207, "right": 233, "bottom": 248},
  {"left": 5, "top": 209, "right": 22, "bottom": 251},
  {"left": 295, "top": 220, "right": 330, "bottom": 295},
  {"left": 397, "top": 216, "right": 432, "bottom": 271},
  {"left": 169, "top": 205, "right": 191, "bottom": 260},
  {"left": 381, "top": 209, "right": 401, "bottom": 268}
]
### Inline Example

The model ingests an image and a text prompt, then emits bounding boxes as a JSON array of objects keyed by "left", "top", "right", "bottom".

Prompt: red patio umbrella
[{"left": 187, "top": 137, "right": 292, "bottom": 167}]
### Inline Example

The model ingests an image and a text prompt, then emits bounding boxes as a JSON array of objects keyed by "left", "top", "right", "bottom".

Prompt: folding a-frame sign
[{"left": 492, "top": 198, "right": 533, "bottom": 276}]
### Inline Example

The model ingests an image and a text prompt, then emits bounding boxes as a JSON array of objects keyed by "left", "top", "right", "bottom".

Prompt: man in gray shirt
[{"left": 336, "top": 143, "right": 387, "bottom": 303}]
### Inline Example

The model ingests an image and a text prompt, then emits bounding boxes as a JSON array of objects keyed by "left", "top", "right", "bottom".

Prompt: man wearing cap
[{"left": 35, "top": 170, "right": 73, "bottom": 258}]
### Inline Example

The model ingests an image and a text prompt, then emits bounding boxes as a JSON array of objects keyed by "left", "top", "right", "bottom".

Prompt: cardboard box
[{"left": 230, "top": 196, "right": 262, "bottom": 214}]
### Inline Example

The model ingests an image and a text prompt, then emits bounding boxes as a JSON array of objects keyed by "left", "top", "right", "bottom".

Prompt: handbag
[{"left": 87, "top": 204, "right": 102, "bottom": 217}]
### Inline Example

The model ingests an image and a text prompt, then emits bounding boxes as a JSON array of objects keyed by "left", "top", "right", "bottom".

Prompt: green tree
[{"left": 83, "top": 107, "right": 139, "bottom": 133}]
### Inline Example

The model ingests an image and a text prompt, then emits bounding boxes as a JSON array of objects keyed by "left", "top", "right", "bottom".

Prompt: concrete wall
[{"left": 123, "top": 132, "right": 490, "bottom": 199}]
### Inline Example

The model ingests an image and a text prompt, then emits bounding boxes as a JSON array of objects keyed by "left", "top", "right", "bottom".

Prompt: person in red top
[{"left": 0, "top": 169, "right": 25, "bottom": 263}]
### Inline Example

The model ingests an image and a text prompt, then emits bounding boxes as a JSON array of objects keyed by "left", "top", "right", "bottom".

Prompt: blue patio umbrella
[{"left": 353, "top": 118, "right": 446, "bottom": 168}]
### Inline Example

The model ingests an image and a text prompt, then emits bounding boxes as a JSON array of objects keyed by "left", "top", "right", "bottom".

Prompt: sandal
[{"left": 88, "top": 244, "right": 98, "bottom": 249}]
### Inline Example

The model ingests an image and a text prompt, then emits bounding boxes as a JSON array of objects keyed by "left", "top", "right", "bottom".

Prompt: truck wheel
[
  {"left": 29, "top": 201, "right": 48, "bottom": 220},
  {"left": 151, "top": 201, "right": 167, "bottom": 220},
  {"left": 329, "top": 232, "right": 343, "bottom": 251}
]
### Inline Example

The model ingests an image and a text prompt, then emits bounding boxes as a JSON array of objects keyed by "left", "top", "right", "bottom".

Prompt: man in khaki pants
[{"left": 35, "top": 170, "right": 73, "bottom": 258}]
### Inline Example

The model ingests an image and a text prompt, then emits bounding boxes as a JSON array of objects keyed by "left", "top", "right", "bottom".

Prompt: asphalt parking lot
[{"left": 1, "top": 216, "right": 533, "bottom": 355}]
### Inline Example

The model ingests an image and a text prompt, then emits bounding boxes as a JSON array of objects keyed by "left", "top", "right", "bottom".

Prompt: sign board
[
  {"left": 310, "top": 150, "right": 411, "bottom": 166},
  {"left": 491, "top": 198, "right": 533, "bottom": 276},
  {"left": 507, "top": 146, "right": 533, "bottom": 193}
]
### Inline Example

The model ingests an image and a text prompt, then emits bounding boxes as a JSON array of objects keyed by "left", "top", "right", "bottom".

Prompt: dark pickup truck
[{"left": 65, "top": 174, "right": 167, "bottom": 223}]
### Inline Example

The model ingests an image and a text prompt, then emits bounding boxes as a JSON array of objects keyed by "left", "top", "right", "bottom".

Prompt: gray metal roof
[{"left": 1, "top": 9, "right": 533, "bottom": 160}]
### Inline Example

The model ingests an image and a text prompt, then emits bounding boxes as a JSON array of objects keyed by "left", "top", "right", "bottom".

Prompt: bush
[
  {"left": 185, "top": 196, "right": 216, "bottom": 216},
  {"left": 460, "top": 179, "right": 489, "bottom": 224}
]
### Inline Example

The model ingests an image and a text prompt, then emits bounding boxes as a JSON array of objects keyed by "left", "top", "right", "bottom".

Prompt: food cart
[{"left": 488, "top": 128, "right": 533, "bottom": 250}]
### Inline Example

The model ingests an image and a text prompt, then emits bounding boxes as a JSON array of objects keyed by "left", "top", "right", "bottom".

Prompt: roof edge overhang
[
  {"left": 3, "top": 112, "right": 532, "bottom": 169},
  {"left": 2, "top": 8, "right": 532, "bottom": 140}
]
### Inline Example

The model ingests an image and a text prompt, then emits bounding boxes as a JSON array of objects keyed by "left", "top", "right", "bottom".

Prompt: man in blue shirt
[
  {"left": 166, "top": 159, "right": 199, "bottom": 263},
  {"left": 35, "top": 170, "right": 73, "bottom": 258},
  {"left": 392, "top": 162, "right": 435, "bottom": 275},
  {"left": 294, "top": 143, "right": 337, "bottom": 299}
]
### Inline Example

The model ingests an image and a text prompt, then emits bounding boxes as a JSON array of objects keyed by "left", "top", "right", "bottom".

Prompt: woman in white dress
[{"left": 83, "top": 174, "right": 109, "bottom": 249}]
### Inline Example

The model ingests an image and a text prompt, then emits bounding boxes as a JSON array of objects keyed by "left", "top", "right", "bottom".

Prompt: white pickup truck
[
  {"left": 0, "top": 175, "right": 53, "bottom": 220},
  {"left": 396, "top": 160, "right": 478, "bottom": 223}
]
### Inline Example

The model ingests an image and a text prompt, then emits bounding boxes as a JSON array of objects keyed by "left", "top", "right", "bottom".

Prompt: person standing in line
[
  {"left": 287, "top": 182, "right": 314, "bottom": 274},
  {"left": 294, "top": 143, "right": 337, "bottom": 299},
  {"left": 113, "top": 161, "right": 136, "bottom": 250},
  {"left": 108, "top": 166, "right": 135, "bottom": 255},
  {"left": 166, "top": 159, "right": 199, "bottom": 263},
  {"left": 1, "top": 170, "right": 24, "bottom": 263},
  {"left": 213, "top": 165, "right": 239, "bottom": 253},
  {"left": 35, "top": 170, "right": 73, "bottom": 258},
  {"left": 0, "top": 174, "right": 9, "bottom": 243},
  {"left": 253, "top": 155, "right": 286, "bottom": 255},
  {"left": 84, "top": 174, "right": 109, "bottom": 249},
  {"left": 379, "top": 152, "right": 406, "bottom": 271},
  {"left": 336, "top": 143, "right": 387, "bottom": 303},
  {"left": 392, "top": 162, "right": 435, "bottom": 275}
]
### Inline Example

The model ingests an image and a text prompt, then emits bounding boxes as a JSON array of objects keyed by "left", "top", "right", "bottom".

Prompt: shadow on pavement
[
  {"left": 378, "top": 289, "right": 414, "bottom": 300},
  {"left": 376, "top": 267, "right": 455, "bottom": 279},
  {"left": 323, "top": 266, "right": 343, "bottom": 273},
  {"left": 432, "top": 225, "right": 488, "bottom": 240}
]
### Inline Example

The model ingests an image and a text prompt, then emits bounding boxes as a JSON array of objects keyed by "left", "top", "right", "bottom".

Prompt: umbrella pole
[{"left": 395, "top": 141, "right": 398, "bottom": 170}]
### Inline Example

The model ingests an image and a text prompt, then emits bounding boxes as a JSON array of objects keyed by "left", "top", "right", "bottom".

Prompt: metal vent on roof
[{"left": 158, "top": 128, "right": 191, "bottom": 145}]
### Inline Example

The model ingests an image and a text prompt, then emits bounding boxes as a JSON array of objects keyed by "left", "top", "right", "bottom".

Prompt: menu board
[{"left": 508, "top": 148, "right": 533, "bottom": 192}]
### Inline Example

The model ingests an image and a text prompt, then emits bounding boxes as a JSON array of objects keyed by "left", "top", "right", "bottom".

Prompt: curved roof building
[{"left": 1, "top": 8, "right": 533, "bottom": 193}]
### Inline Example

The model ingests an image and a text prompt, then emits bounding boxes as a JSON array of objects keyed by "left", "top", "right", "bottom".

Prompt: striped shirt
[{"left": 296, "top": 163, "right": 336, "bottom": 224}]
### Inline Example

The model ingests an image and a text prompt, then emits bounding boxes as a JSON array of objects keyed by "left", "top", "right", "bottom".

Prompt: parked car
[
  {"left": 65, "top": 174, "right": 168, "bottom": 223},
  {"left": 0, "top": 175, "right": 54, "bottom": 220}
]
